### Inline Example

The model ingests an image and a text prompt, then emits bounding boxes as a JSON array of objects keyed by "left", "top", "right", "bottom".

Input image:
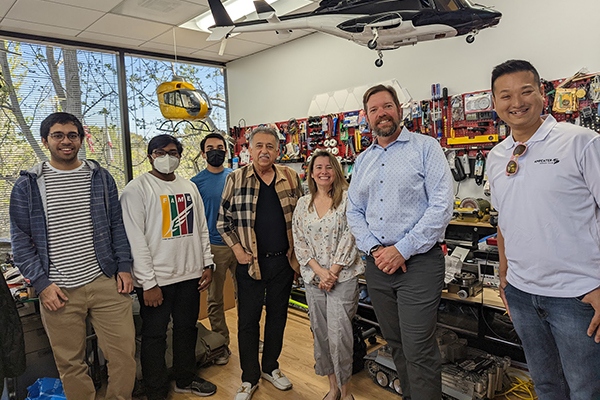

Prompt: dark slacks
[
  {"left": 135, "top": 278, "right": 200, "bottom": 395},
  {"left": 365, "top": 245, "right": 445, "bottom": 400},
  {"left": 236, "top": 254, "right": 295, "bottom": 385}
]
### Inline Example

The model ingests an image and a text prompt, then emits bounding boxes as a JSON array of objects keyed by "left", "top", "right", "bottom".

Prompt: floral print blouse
[{"left": 292, "top": 192, "right": 365, "bottom": 286}]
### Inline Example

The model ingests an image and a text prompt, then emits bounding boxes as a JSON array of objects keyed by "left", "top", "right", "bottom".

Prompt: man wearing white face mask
[{"left": 120, "top": 134, "right": 217, "bottom": 399}]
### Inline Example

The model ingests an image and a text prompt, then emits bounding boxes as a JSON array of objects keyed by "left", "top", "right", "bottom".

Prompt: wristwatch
[
  {"left": 203, "top": 264, "right": 215, "bottom": 271},
  {"left": 369, "top": 245, "right": 382, "bottom": 256}
]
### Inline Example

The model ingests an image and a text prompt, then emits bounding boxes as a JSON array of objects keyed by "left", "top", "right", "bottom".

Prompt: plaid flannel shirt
[{"left": 217, "top": 163, "right": 303, "bottom": 280}]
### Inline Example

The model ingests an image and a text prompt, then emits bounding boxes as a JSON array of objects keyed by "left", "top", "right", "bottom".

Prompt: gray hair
[{"left": 249, "top": 126, "right": 279, "bottom": 146}]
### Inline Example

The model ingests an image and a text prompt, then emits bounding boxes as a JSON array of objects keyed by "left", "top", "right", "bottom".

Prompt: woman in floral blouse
[{"left": 292, "top": 150, "right": 365, "bottom": 400}]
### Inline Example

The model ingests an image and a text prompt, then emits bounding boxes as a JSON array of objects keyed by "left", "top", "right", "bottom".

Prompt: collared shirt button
[
  {"left": 380, "top": 217, "right": 383, "bottom": 220},
  {"left": 382, "top": 163, "right": 385, "bottom": 166},
  {"left": 380, "top": 199, "right": 383, "bottom": 202},
  {"left": 381, "top": 236, "right": 385, "bottom": 239},
  {"left": 380, "top": 180, "right": 383, "bottom": 183}
]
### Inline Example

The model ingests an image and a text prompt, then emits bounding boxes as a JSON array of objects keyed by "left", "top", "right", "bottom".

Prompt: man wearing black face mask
[{"left": 191, "top": 133, "right": 236, "bottom": 365}]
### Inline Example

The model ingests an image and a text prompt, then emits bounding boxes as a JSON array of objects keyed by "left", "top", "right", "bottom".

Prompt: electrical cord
[{"left": 498, "top": 370, "right": 537, "bottom": 399}]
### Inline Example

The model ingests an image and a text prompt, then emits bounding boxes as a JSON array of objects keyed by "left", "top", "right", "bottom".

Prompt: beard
[{"left": 371, "top": 116, "right": 399, "bottom": 137}]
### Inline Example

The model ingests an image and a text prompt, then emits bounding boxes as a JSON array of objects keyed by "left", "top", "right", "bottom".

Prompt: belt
[{"left": 261, "top": 250, "right": 286, "bottom": 258}]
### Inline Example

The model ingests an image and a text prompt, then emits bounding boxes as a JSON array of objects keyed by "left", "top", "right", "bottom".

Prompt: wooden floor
[
  {"left": 105, "top": 307, "right": 532, "bottom": 400},
  {"left": 166, "top": 308, "right": 397, "bottom": 400}
]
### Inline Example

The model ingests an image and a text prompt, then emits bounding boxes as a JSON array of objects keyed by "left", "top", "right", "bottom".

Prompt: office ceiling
[{"left": 0, "top": 0, "right": 317, "bottom": 64}]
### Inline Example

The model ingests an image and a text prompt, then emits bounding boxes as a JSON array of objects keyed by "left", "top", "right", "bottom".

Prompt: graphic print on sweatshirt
[{"left": 161, "top": 193, "right": 194, "bottom": 238}]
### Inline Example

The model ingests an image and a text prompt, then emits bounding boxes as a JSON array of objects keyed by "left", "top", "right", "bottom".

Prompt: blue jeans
[{"left": 504, "top": 283, "right": 600, "bottom": 400}]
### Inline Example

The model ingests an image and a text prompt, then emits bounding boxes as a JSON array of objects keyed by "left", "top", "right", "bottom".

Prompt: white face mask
[{"left": 153, "top": 154, "right": 180, "bottom": 174}]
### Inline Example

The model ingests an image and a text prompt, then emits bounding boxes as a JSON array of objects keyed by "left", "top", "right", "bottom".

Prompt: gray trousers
[
  {"left": 365, "top": 245, "right": 445, "bottom": 400},
  {"left": 305, "top": 277, "right": 359, "bottom": 388}
]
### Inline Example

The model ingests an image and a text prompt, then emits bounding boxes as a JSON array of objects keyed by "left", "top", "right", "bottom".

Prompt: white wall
[
  {"left": 226, "top": 0, "right": 600, "bottom": 125},
  {"left": 225, "top": 0, "right": 600, "bottom": 200}
]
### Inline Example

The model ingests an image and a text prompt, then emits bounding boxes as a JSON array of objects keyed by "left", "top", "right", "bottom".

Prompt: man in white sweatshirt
[{"left": 120, "top": 134, "right": 217, "bottom": 400}]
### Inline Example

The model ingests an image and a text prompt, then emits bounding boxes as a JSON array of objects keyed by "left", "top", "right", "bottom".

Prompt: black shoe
[{"left": 174, "top": 377, "right": 217, "bottom": 397}]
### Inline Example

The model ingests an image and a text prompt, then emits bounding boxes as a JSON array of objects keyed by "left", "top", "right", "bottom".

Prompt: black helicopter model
[{"left": 207, "top": 0, "right": 502, "bottom": 67}]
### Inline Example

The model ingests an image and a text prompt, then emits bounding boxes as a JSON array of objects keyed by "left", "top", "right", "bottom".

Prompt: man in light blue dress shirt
[{"left": 347, "top": 84, "right": 453, "bottom": 400}]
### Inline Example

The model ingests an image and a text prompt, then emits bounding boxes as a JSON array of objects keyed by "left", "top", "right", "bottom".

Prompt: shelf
[
  {"left": 449, "top": 220, "right": 494, "bottom": 228},
  {"left": 483, "top": 335, "right": 522, "bottom": 349},
  {"left": 441, "top": 287, "right": 506, "bottom": 310},
  {"left": 437, "top": 322, "right": 477, "bottom": 338}
]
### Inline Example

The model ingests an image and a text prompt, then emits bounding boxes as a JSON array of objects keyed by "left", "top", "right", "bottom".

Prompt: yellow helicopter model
[{"left": 156, "top": 76, "right": 212, "bottom": 131}]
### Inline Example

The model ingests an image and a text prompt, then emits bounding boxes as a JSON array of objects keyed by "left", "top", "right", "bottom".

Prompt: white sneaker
[
  {"left": 234, "top": 382, "right": 257, "bottom": 400},
  {"left": 261, "top": 369, "right": 292, "bottom": 391}
]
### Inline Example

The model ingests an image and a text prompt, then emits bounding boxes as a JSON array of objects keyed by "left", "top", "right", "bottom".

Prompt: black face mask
[{"left": 206, "top": 149, "right": 226, "bottom": 167}]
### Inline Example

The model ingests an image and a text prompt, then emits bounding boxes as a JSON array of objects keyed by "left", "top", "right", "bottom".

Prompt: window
[
  {"left": 0, "top": 40, "right": 123, "bottom": 238},
  {"left": 125, "top": 55, "right": 226, "bottom": 180},
  {"left": 0, "top": 39, "right": 227, "bottom": 239}
]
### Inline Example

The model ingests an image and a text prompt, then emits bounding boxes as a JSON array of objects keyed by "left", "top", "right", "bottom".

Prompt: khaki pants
[
  {"left": 40, "top": 275, "right": 136, "bottom": 400},
  {"left": 207, "top": 244, "right": 237, "bottom": 345}
]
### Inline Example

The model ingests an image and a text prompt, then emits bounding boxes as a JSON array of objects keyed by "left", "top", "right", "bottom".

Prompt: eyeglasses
[
  {"left": 506, "top": 142, "right": 528, "bottom": 176},
  {"left": 49, "top": 132, "right": 82, "bottom": 142},
  {"left": 152, "top": 149, "right": 180, "bottom": 157}
]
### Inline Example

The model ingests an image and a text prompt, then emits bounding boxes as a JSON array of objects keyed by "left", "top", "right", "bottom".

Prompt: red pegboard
[{"left": 231, "top": 72, "right": 599, "bottom": 167}]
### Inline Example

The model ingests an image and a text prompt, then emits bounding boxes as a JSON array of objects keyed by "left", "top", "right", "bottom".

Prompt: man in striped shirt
[{"left": 10, "top": 112, "right": 136, "bottom": 400}]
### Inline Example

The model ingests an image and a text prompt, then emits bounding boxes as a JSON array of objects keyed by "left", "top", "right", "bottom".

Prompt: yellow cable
[{"left": 499, "top": 371, "right": 537, "bottom": 400}]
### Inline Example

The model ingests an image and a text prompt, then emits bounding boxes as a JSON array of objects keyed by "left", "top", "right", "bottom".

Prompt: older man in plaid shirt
[{"left": 217, "top": 126, "right": 303, "bottom": 400}]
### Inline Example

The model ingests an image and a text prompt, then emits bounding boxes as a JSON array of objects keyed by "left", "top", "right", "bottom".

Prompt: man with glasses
[
  {"left": 120, "top": 134, "right": 217, "bottom": 399},
  {"left": 487, "top": 59, "right": 600, "bottom": 399},
  {"left": 10, "top": 112, "right": 136, "bottom": 400}
]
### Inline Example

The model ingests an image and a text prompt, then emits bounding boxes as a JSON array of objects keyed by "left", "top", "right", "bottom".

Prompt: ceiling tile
[
  {"left": 149, "top": 27, "right": 211, "bottom": 49},
  {"left": 0, "top": 1, "right": 17, "bottom": 19},
  {"left": 139, "top": 41, "right": 199, "bottom": 56},
  {"left": 6, "top": 0, "right": 104, "bottom": 30},
  {"left": 192, "top": 48, "right": 236, "bottom": 63},
  {"left": 182, "top": 0, "right": 210, "bottom": 5},
  {"left": 0, "top": 17, "right": 81, "bottom": 37},
  {"left": 111, "top": 0, "right": 207, "bottom": 26},
  {"left": 86, "top": 14, "right": 171, "bottom": 41},
  {"left": 43, "top": 0, "right": 122, "bottom": 12},
  {"left": 77, "top": 30, "right": 145, "bottom": 47}
]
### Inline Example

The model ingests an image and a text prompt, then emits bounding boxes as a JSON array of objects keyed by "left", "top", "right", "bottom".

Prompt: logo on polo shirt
[
  {"left": 534, "top": 158, "right": 560, "bottom": 165},
  {"left": 160, "top": 194, "right": 194, "bottom": 238}
]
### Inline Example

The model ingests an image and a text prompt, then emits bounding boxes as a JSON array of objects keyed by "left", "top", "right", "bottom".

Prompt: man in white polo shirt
[{"left": 487, "top": 59, "right": 600, "bottom": 399}]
